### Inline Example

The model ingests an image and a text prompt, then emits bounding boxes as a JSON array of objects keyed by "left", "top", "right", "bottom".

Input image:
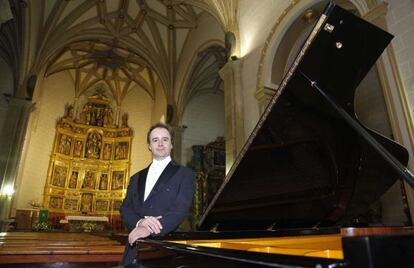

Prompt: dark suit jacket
[{"left": 120, "top": 160, "right": 195, "bottom": 265}]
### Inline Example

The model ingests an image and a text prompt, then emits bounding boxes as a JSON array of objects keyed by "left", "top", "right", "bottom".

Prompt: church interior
[{"left": 1, "top": 0, "right": 414, "bottom": 266}]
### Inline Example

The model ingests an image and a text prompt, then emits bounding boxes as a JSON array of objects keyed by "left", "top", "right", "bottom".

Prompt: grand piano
[{"left": 130, "top": 3, "right": 414, "bottom": 268}]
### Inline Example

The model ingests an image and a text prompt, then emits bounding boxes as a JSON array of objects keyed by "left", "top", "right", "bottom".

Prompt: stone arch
[
  {"left": 177, "top": 43, "right": 225, "bottom": 121},
  {"left": 179, "top": 43, "right": 226, "bottom": 166},
  {"left": 0, "top": 55, "right": 14, "bottom": 97},
  {"left": 256, "top": 0, "right": 371, "bottom": 111},
  {"left": 257, "top": 1, "right": 319, "bottom": 97}
]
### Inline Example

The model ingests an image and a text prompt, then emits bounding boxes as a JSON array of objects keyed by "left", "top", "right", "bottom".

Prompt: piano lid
[{"left": 198, "top": 3, "right": 408, "bottom": 231}]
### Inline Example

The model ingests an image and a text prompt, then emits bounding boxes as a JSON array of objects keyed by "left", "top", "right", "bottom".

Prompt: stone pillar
[
  {"left": 219, "top": 60, "right": 245, "bottom": 174},
  {"left": 363, "top": 2, "right": 414, "bottom": 223},
  {"left": 255, "top": 85, "right": 278, "bottom": 114},
  {"left": 171, "top": 125, "right": 185, "bottom": 165},
  {"left": 0, "top": 96, "right": 33, "bottom": 231}
]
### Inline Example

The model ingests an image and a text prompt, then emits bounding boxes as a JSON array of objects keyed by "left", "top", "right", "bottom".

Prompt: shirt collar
[{"left": 151, "top": 155, "right": 171, "bottom": 167}]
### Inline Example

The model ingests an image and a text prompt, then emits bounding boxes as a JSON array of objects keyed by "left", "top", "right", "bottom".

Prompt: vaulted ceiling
[{"left": 0, "top": 0, "right": 236, "bottom": 107}]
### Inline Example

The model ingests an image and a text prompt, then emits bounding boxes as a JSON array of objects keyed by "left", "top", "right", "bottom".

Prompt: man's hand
[
  {"left": 138, "top": 216, "right": 163, "bottom": 234},
  {"left": 128, "top": 226, "right": 151, "bottom": 245}
]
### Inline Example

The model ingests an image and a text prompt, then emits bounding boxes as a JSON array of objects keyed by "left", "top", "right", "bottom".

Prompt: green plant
[
  {"left": 33, "top": 221, "right": 52, "bottom": 231},
  {"left": 81, "top": 221, "right": 97, "bottom": 232}
]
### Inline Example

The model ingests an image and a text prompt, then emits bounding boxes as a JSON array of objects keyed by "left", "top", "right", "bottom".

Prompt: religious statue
[
  {"left": 111, "top": 171, "right": 124, "bottom": 190},
  {"left": 73, "top": 140, "right": 83, "bottom": 157},
  {"left": 96, "top": 108, "right": 104, "bottom": 126},
  {"left": 68, "top": 171, "right": 78, "bottom": 188},
  {"left": 86, "top": 105, "right": 92, "bottom": 125},
  {"left": 79, "top": 104, "right": 90, "bottom": 124},
  {"left": 77, "top": 90, "right": 118, "bottom": 128},
  {"left": 81, "top": 193, "right": 93, "bottom": 213},
  {"left": 58, "top": 135, "right": 66, "bottom": 154},
  {"left": 64, "top": 199, "right": 78, "bottom": 211},
  {"left": 225, "top": 31, "right": 237, "bottom": 61},
  {"left": 65, "top": 104, "right": 74, "bottom": 120},
  {"left": 49, "top": 197, "right": 63, "bottom": 209},
  {"left": 114, "top": 143, "right": 121, "bottom": 160},
  {"left": 85, "top": 132, "right": 102, "bottom": 159},
  {"left": 99, "top": 174, "right": 108, "bottom": 190},
  {"left": 58, "top": 134, "right": 72, "bottom": 155},
  {"left": 104, "top": 108, "right": 114, "bottom": 127},
  {"left": 103, "top": 143, "right": 112, "bottom": 160},
  {"left": 82, "top": 171, "right": 96, "bottom": 189},
  {"left": 96, "top": 200, "right": 108, "bottom": 211},
  {"left": 52, "top": 166, "right": 67, "bottom": 187},
  {"left": 121, "top": 113, "right": 128, "bottom": 127},
  {"left": 114, "top": 142, "right": 128, "bottom": 160}
]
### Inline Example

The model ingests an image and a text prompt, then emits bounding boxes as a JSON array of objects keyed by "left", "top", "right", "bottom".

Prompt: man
[{"left": 120, "top": 123, "right": 195, "bottom": 266}]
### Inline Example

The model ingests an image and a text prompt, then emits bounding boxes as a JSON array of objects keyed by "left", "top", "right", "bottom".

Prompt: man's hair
[{"left": 146, "top": 123, "right": 174, "bottom": 144}]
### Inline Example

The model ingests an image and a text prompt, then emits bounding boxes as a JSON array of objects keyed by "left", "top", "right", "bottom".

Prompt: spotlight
[{"left": 2, "top": 185, "right": 14, "bottom": 197}]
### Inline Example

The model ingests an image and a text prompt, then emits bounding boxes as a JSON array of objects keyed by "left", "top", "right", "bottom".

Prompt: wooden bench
[{"left": 0, "top": 232, "right": 124, "bottom": 266}]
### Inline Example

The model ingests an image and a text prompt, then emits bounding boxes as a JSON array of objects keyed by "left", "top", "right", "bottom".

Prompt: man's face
[{"left": 148, "top": 127, "right": 173, "bottom": 160}]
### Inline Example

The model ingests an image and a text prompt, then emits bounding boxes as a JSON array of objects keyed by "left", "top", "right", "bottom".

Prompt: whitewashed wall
[
  {"left": 174, "top": 12, "right": 224, "bottom": 106},
  {"left": 15, "top": 71, "right": 75, "bottom": 210},
  {"left": 181, "top": 93, "right": 224, "bottom": 166},
  {"left": 239, "top": 0, "right": 292, "bottom": 57},
  {"left": 122, "top": 85, "right": 155, "bottom": 175},
  {"left": 151, "top": 81, "right": 167, "bottom": 125}
]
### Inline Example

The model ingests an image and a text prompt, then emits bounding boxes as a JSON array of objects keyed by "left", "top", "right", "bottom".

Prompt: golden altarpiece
[{"left": 43, "top": 92, "right": 132, "bottom": 224}]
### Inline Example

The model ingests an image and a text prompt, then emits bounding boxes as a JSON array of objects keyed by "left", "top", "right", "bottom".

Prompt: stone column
[
  {"left": 255, "top": 85, "right": 278, "bottom": 114},
  {"left": 0, "top": 96, "right": 33, "bottom": 231},
  {"left": 363, "top": 2, "right": 414, "bottom": 223},
  {"left": 219, "top": 60, "right": 245, "bottom": 174},
  {"left": 171, "top": 125, "right": 185, "bottom": 165}
]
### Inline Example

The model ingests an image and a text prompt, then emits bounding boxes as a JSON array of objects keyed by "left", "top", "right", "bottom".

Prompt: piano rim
[
  {"left": 136, "top": 227, "right": 414, "bottom": 267},
  {"left": 139, "top": 238, "right": 345, "bottom": 268},
  {"left": 137, "top": 227, "right": 345, "bottom": 267}
]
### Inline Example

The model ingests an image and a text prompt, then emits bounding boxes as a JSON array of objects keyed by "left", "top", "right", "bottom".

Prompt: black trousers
[{"left": 121, "top": 243, "right": 169, "bottom": 268}]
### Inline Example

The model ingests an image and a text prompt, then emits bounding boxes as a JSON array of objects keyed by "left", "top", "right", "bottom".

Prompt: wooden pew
[{"left": 0, "top": 232, "right": 124, "bottom": 267}]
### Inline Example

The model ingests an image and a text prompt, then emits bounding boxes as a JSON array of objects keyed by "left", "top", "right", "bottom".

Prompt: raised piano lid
[{"left": 198, "top": 3, "right": 409, "bottom": 231}]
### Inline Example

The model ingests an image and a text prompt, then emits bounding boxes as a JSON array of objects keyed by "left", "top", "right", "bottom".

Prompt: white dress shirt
[{"left": 143, "top": 156, "right": 171, "bottom": 201}]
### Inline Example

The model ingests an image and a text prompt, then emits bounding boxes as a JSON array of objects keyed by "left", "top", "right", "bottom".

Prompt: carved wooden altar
[
  {"left": 189, "top": 137, "right": 225, "bottom": 228},
  {"left": 43, "top": 92, "right": 132, "bottom": 222}
]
